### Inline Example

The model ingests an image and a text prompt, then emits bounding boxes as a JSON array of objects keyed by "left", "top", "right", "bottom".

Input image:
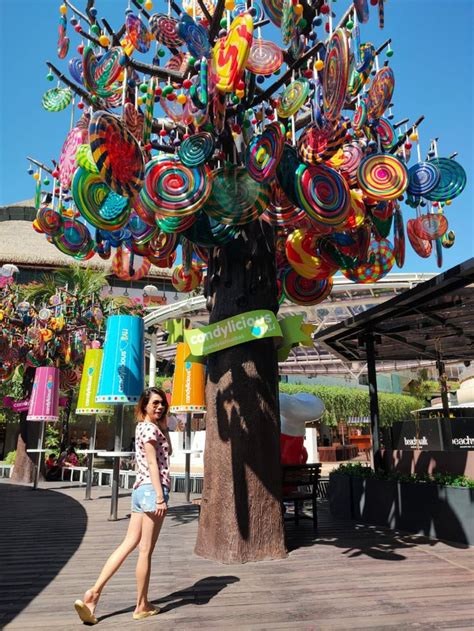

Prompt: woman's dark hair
[{"left": 135, "top": 387, "right": 169, "bottom": 422}]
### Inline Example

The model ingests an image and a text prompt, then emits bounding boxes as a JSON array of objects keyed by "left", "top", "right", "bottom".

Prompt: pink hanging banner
[{"left": 27, "top": 367, "right": 60, "bottom": 422}]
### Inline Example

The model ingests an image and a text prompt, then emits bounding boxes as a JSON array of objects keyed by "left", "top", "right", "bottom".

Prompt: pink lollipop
[{"left": 58, "top": 117, "right": 89, "bottom": 189}]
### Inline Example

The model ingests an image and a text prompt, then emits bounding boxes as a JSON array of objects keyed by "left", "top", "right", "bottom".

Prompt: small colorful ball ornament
[
  {"left": 342, "top": 237, "right": 395, "bottom": 284},
  {"left": 171, "top": 263, "right": 203, "bottom": 292}
]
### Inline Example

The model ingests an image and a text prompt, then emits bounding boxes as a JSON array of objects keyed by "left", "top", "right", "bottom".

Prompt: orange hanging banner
[{"left": 170, "top": 341, "right": 206, "bottom": 413}]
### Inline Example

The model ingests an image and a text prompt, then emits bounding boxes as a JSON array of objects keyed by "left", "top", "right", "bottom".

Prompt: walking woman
[{"left": 74, "top": 388, "right": 172, "bottom": 624}]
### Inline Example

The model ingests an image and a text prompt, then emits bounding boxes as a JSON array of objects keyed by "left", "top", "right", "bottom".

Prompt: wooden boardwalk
[{"left": 1, "top": 479, "right": 473, "bottom": 630}]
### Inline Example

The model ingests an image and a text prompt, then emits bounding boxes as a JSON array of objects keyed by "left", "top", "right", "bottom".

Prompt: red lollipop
[{"left": 407, "top": 219, "right": 432, "bottom": 258}]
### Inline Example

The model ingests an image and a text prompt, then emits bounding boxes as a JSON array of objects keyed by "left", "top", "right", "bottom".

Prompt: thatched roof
[
  {"left": 0, "top": 218, "right": 172, "bottom": 279},
  {"left": 0, "top": 199, "right": 37, "bottom": 222}
]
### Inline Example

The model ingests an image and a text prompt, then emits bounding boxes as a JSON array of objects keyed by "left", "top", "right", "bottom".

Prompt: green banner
[{"left": 184, "top": 310, "right": 281, "bottom": 357}]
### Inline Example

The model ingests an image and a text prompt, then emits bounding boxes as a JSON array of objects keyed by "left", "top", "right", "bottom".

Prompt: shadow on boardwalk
[{"left": 0, "top": 482, "right": 87, "bottom": 627}]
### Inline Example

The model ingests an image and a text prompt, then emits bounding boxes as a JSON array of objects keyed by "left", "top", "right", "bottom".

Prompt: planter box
[{"left": 329, "top": 473, "right": 474, "bottom": 545}]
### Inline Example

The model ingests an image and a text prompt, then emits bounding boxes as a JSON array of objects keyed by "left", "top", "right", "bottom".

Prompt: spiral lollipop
[
  {"left": 36, "top": 207, "right": 63, "bottom": 236},
  {"left": 83, "top": 46, "right": 124, "bottom": 98},
  {"left": 342, "top": 238, "right": 395, "bottom": 284},
  {"left": 412, "top": 214, "right": 448, "bottom": 241},
  {"left": 124, "top": 102, "right": 144, "bottom": 141},
  {"left": 298, "top": 121, "right": 347, "bottom": 165},
  {"left": 52, "top": 220, "right": 93, "bottom": 257},
  {"left": 72, "top": 167, "right": 131, "bottom": 230},
  {"left": 277, "top": 79, "right": 310, "bottom": 118},
  {"left": 352, "top": 100, "right": 367, "bottom": 133},
  {"left": 247, "top": 39, "right": 283, "bottom": 75},
  {"left": 407, "top": 161, "right": 440, "bottom": 197},
  {"left": 339, "top": 142, "right": 364, "bottom": 185},
  {"left": 68, "top": 57, "right": 83, "bottom": 84},
  {"left": 295, "top": 163, "right": 350, "bottom": 229},
  {"left": 374, "top": 118, "right": 396, "bottom": 151},
  {"left": 262, "top": 0, "right": 283, "bottom": 26},
  {"left": 323, "top": 29, "right": 350, "bottom": 121},
  {"left": 76, "top": 144, "right": 98, "bottom": 173},
  {"left": 178, "top": 13, "right": 211, "bottom": 59},
  {"left": 144, "top": 155, "right": 212, "bottom": 217},
  {"left": 172, "top": 263, "right": 203, "bottom": 292},
  {"left": 424, "top": 158, "right": 467, "bottom": 202},
  {"left": 89, "top": 111, "right": 145, "bottom": 199},
  {"left": 407, "top": 219, "right": 432, "bottom": 258},
  {"left": 178, "top": 133, "right": 215, "bottom": 167},
  {"left": 42, "top": 87, "right": 73, "bottom": 112},
  {"left": 58, "top": 122, "right": 89, "bottom": 189},
  {"left": 261, "top": 182, "right": 306, "bottom": 227},
  {"left": 157, "top": 214, "right": 197, "bottom": 234},
  {"left": 246, "top": 122, "right": 285, "bottom": 183},
  {"left": 125, "top": 12, "right": 151, "bottom": 53},
  {"left": 366, "top": 66, "right": 395, "bottom": 121},
  {"left": 148, "top": 230, "right": 179, "bottom": 260},
  {"left": 283, "top": 269, "right": 333, "bottom": 306},
  {"left": 285, "top": 229, "right": 338, "bottom": 279},
  {"left": 149, "top": 14, "right": 184, "bottom": 49},
  {"left": 357, "top": 154, "right": 408, "bottom": 200},
  {"left": 203, "top": 166, "right": 271, "bottom": 225}
]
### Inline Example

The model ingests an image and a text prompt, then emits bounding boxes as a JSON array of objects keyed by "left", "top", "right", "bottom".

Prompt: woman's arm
[{"left": 144, "top": 442, "right": 167, "bottom": 516}]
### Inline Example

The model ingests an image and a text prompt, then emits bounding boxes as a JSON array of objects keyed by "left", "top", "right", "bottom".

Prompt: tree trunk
[
  {"left": 11, "top": 368, "right": 37, "bottom": 484},
  {"left": 194, "top": 221, "right": 287, "bottom": 563}
]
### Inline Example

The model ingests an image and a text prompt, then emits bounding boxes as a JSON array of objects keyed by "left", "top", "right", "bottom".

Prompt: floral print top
[{"left": 134, "top": 421, "right": 171, "bottom": 490}]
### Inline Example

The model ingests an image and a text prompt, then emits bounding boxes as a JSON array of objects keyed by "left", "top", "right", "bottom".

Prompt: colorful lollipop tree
[{"left": 29, "top": 0, "right": 466, "bottom": 561}]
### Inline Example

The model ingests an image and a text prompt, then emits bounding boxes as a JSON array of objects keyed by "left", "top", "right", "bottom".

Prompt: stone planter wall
[{"left": 329, "top": 473, "right": 474, "bottom": 545}]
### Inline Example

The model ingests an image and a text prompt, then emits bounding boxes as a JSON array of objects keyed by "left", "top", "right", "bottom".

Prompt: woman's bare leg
[
  {"left": 134, "top": 512, "right": 165, "bottom": 614},
  {"left": 83, "top": 512, "right": 143, "bottom": 614}
]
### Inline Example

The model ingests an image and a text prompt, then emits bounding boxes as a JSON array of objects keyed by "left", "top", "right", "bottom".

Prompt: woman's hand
[{"left": 155, "top": 499, "right": 167, "bottom": 517}]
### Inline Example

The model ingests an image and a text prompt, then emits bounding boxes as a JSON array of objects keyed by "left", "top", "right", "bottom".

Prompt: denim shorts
[{"left": 131, "top": 483, "right": 170, "bottom": 513}]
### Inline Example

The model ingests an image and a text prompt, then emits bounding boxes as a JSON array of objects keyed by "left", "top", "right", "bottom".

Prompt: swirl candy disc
[
  {"left": 72, "top": 167, "right": 131, "bottom": 230},
  {"left": 342, "top": 238, "right": 395, "bottom": 284},
  {"left": 157, "top": 214, "right": 197, "bottom": 234},
  {"left": 393, "top": 205, "right": 405, "bottom": 268},
  {"left": 262, "top": 0, "right": 283, "bottom": 26},
  {"left": 36, "top": 207, "right": 63, "bottom": 236},
  {"left": 407, "top": 218, "right": 432, "bottom": 258},
  {"left": 246, "top": 122, "right": 285, "bottom": 183},
  {"left": 178, "top": 14, "right": 211, "bottom": 60},
  {"left": 89, "top": 111, "right": 145, "bottom": 199},
  {"left": 295, "top": 163, "right": 350, "bottom": 228},
  {"left": 125, "top": 12, "right": 151, "bottom": 53},
  {"left": 339, "top": 142, "right": 363, "bottom": 184},
  {"left": 148, "top": 230, "right": 179, "bottom": 260},
  {"left": 285, "top": 229, "right": 338, "bottom": 279},
  {"left": 352, "top": 100, "right": 367, "bottom": 132},
  {"left": 262, "top": 181, "right": 306, "bottom": 226},
  {"left": 144, "top": 155, "right": 211, "bottom": 216},
  {"left": 366, "top": 66, "right": 395, "bottom": 121},
  {"left": 283, "top": 269, "right": 333, "bottom": 306},
  {"left": 424, "top": 158, "right": 467, "bottom": 202},
  {"left": 203, "top": 166, "right": 271, "bottom": 225},
  {"left": 374, "top": 117, "right": 396, "bottom": 150},
  {"left": 83, "top": 46, "right": 124, "bottom": 98},
  {"left": 76, "top": 143, "right": 98, "bottom": 173},
  {"left": 297, "top": 121, "right": 347, "bottom": 165},
  {"left": 412, "top": 214, "right": 448, "bottom": 241},
  {"left": 58, "top": 119, "right": 89, "bottom": 189},
  {"left": 356, "top": 42, "right": 375, "bottom": 74},
  {"left": 277, "top": 78, "right": 310, "bottom": 118},
  {"left": 407, "top": 161, "right": 440, "bottom": 196},
  {"left": 357, "top": 154, "right": 408, "bottom": 200},
  {"left": 52, "top": 220, "right": 93, "bottom": 257},
  {"left": 124, "top": 102, "right": 144, "bottom": 140},
  {"left": 149, "top": 14, "right": 184, "bottom": 49},
  {"left": 172, "top": 264, "right": 203, "bottom": 292},
  {"left": 68, "top": 57, "right": 83, "bottom": 84},
  {"left": 247, "top": 39, "right": 283, "bottom": 75},
  {"left": 213, "top": 13, "right": 253, "bottom": 93},
  {"left": 42, "top": 87, "right": 73, "bottom": 112},
  {"left": 323, "top": 29, "right": 350, "bottom": 121},
  {"left": 178, "top": 132, "right": 215, "bottom": 167}
]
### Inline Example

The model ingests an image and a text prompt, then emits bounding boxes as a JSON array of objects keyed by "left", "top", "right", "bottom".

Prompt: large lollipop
[
  {"left": 58, "top": 115, "right": 89, "bottom": 189},
  {"left": 125, "top": 12, "right": 151, "bottom": 53},
  {"left": 89, "top": 111, "right": 145, "bottom": 199},
  {"left": 261, "top": 181, "right": 307, "bottom": 227},
  {"left": 283, "top": 270, "right": 333, "bottom": 306},
  {"left": 407, "top": 219, "right": 432, "bottom": 258},
  {"left": 366, "top": 66, "right": 395, "bottom": 121},
  {"left": 285, "top": 229, "right": 338, "bottom": 279},
  {"left": 407, "top": 161, "right": 440, "bottom": 196},
  {"left": 212, "top": 12, "right": 253, "bottom": 93},
  {"left": 424, "top": 158, "right": 467, "bottom": 202},
  {"left": 83, "top": 46, "right": 124, "bottom": 98},
  {"left": 277, "top": 78, "right": 310, "bottom": 118},
  {"left": 172, "top": 263, "right": 203, "bottom": 292},
  {"left": 323, "top": 29, "right": 350, "bottom": 121},
  {"left": 357, "top": 154, "right": 408, "bottom": 200},
  {"left": 42, "top": 87, "right": 73, "bottom": 112},
  {"left": 247, "top": 39, "right": 283, "bottom": 75},
  {"left": 178, "top": 132, "right": 215, "bottom": 167},
  {"left": 342, "top": 238, "right": 395, "bottom": 284},
  {"left": 245, "top": 122, "right": 285, "bottom": 183},
  {"left": 412, "top": 214, "right": 448, "bottom": 241},
  {"left": 149, "top": 14, "right": 184, "bottom": 49}
]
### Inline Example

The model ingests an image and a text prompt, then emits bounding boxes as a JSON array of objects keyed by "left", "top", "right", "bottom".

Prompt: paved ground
[{"left": 1, "top": 479, "right": 473, "bottom": 630}]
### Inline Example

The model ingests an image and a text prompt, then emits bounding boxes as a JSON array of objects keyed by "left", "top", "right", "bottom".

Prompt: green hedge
[
  {"left": 279, "top": 383, "right": 423, "bottom": 427},
  {"left": 333, "top": 462, "right": 474, "bottom": 487}
]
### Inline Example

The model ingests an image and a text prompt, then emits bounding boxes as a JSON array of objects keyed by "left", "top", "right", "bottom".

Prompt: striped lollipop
[
  {"left": 261, "top": 0, "right": 283, "bottom": 26},
  {"left": 374, "top": 118, "right": 396, "bottom": 151},
  {"left": 89, "top": 111, "right": 145, "bottom": 199},
  {"left": 298, "top": 121, "right": 348, "bottom": 165},
  {"left": 285, "top": 229, "right": 338, "bottom": 279},
  {"left": 339, "top": 142, "right": 364, "bottom": 185},
  {"left": 72, "top": 167, "right": 131, "bottom": 230},
  {"left": 407, "top": 161, "right": 440, "bottom": 196},
  {"left": 178, "top": 13, "right": 211, "bottom": 60},
  {"left": 412, "top": 214, "right": 448, "bottom": 241},
  {"left": 357, "top": 154, "right": 408, "bottom": 200},
  {"left": 178, "top": 132, "right": 215, "bottom": 167},
  {"left": 246, "top": 122, "right": 285, "bottom": 183},
  {"left": 68, "top": 57, "right": 83, "bottom": 84},
  {"left": 42, "top": 87, "right": 72, "bottom": 112},
  {"left": 323, "top": 29, "right": 350, "bottom": 121},
  {"left": 148, "top": 229, "right": 179, "bottom": 260},
  {"left": 283, "top": 269, "right": 333, "bottom": 306},
  {"left": 144, "top": 155, "right": 211, "bottom": 217},
  {"left": 203, "top": 166, "right": 271, "bottom": 225},
  {"left": 157, "top": 214, "right": 197, "bottom": 234},
  {"left": 83, "top": 46, "right": 124, "bottom": 98},
  {"left": 424, "top": 158, "right": 467, "bottom": 202},
  {"left": 172, "top": 263, "right": 203, "bottom": 292},
  {"left": 76, "top": 144, "right": 98, "bottom": 173},
  {"left": 261, "top": 182, "right": 306, "bottom": 227},
  {"left": 407, "top": 218, "right": 432, "bottom": 258},
  {"left": 277, "top": 78, "right": 310, "bottom": 118},
  {"left": 125, "top": 12, "right": 151, "bottom": 53},
  {"left": 36, "top": 207, "right": 63, "bottom": 236},
  {"left": 247, "top": 39, "right": 283, "bottom": 75},
  {"left": 149, "top": 14, "right": 184, "bottom": 49},
  {"left": 366, "top": 66, "right": 395, "bottom": 121},
  {"left": 295, "top": 163, "right": 350, "bottom": 229}
]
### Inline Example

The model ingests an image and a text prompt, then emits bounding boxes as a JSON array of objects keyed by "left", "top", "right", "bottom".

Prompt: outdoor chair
[{"left": 282, "top": 463, "right": 322, "bottom": 530}]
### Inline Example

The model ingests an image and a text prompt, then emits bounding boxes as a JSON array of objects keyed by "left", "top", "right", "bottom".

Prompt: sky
[{"left": 0, "top": 0, "right": 472, "bottom": 274}]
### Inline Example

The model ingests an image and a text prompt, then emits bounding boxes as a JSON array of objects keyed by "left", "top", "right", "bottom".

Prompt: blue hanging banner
[{"left": 96, "top": 315, "right": 144, "bottom": 404}]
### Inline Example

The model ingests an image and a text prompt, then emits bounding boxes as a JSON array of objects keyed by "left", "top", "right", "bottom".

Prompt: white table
[{"left": 97, "top": 452, "right": 136, "bottom": 520}]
